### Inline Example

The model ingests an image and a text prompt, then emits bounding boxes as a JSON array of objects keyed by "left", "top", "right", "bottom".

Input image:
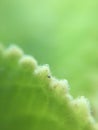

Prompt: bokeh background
[{"left": 0, "top": 0, "right": 98, "bottom": 119}]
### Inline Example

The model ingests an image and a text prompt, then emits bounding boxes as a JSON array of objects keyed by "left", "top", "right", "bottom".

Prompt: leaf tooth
[
  {"left": 72, "top": 96, "right": 95, "bottom": 124},
  {"left": 49, "top": 77, "right": 70, "bottom": 97},
  {"left": 34, "top": 64, "right": 51, "bottom": 80},
  {"left": 19, "top": 55, "right": 38, "bottom": 71},
  {"left": 4, "top": 45, "right": 24, "bottom": 59}
]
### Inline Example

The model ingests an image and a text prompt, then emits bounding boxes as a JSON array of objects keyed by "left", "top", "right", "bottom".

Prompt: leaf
[{"left": 0, "top": 44, "right": 97, "bottom": 130}]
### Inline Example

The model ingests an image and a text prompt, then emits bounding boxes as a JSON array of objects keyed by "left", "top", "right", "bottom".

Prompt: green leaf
[{"left": 0, "top": 44, "right": 97, "bottom": 130}]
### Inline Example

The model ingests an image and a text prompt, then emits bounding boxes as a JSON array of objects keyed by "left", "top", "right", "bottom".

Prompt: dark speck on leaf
[{"left": 47, "top": 75, "right": 51, "bottom": 78}]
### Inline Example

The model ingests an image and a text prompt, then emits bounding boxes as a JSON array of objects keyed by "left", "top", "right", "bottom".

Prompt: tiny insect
[{"left": 47, "top": 75, "right": 51, "bottom": 78}]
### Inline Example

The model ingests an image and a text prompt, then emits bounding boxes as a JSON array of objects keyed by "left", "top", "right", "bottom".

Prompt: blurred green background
[{"left": 0, "top": 0, "right": 98, "bottom": 119}]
